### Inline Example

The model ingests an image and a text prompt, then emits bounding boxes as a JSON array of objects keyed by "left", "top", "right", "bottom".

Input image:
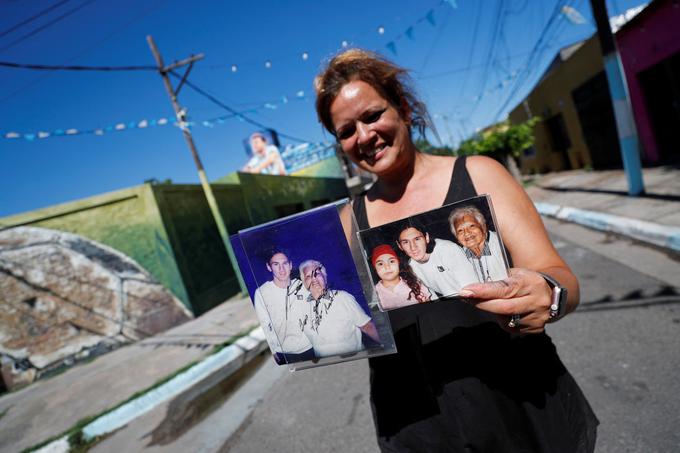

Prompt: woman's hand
[{"left": 459, "top": 268, "right": 553, "bottom": 334}]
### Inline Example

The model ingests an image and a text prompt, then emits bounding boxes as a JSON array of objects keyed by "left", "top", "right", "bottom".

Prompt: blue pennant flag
[
  {"left": 426, "top": 10, "right": 436, "bottom": 26},
  {"left": 443, "top": 0, "right": 457, "bottom": 9},
  {"left": 405, "top": 27, "right": 415, "bottom": 40},
  {"left": 386, "top": 41, "right": 397, "bottom": 55}
]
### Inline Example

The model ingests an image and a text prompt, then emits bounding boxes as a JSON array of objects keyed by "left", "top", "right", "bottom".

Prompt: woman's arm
[{"left": 460, "top": 156, "right": 579, "bottom": 334}]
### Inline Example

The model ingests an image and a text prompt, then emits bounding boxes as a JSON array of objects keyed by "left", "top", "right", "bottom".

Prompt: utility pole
[
  {"left": 589, "top": 0, "right": 645, "bottom": 195},
  {"left": 147, "top": 35, "right": 247, "bottom": 294}
]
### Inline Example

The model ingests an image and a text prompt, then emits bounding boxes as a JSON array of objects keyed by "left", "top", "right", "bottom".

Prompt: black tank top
[
  {"left": 352, "top": 156, "right": 597, "bottom": 452},
  {"left": 353, "top": 155, "right": 476, "bottom": 230}
]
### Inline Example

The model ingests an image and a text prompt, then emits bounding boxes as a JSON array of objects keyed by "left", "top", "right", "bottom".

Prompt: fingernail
[{"left": 459, "top": 289, "right": 474, "bottom": 297}]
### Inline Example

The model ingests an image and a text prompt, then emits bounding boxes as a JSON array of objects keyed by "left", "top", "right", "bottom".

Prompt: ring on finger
[{"left": 508, "top": 313, "right": 521, "bottom": 328}]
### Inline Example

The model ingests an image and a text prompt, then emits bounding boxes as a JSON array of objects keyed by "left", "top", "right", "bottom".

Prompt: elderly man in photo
[
  {"left": 298, "top": 259, "right": 380, "bottom": 357},
  {"left": 241, "top": 131, "right": 287, "bottom": 175},
  {"left": 396, "top": 221, "right": 477, "bottom": 297},
  {"left": 253, "top": 248, "right": 314, "bottom": 364},
  {"left": 448, "top": 205, "right": 508, "bottom": 283}
]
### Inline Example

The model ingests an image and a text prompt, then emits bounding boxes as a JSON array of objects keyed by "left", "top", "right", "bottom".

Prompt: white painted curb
[
  {"left": 32, "top": 436, "right": 69, "bottom": 453},
  {"left": 80, "top": 326, "right": 266, "bottom": 440},
  {"left": 535, "top": 202, "right": 680, "bottom": 252}
]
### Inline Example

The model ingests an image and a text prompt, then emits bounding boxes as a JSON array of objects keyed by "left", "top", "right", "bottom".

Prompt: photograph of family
[
  {"left": 232, "top": 202, "right": 393, "bottom": 368},
  {"left": 358, "top": 195, "right": 510, "bottom": 311}
]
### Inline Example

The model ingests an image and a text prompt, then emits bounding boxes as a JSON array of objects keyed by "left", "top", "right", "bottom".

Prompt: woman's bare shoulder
[{"left": 464, "top": 155, "right": 519, "bottom": 195}]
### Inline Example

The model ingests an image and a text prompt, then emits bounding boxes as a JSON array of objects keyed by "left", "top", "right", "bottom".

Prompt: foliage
[
  {"left": 456, "top": 117, "right": 540, "bottom": 159},
  {"left": 414, "top": 138, "right": 455, "bottom": 156}
]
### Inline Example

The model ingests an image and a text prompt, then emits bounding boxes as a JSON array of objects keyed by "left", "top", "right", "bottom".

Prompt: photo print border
[
  {"left": 232, "top": 199, "right": 396, "bottom": 370},
  {"left": 357, "top": 194, "right": 510, "bottom": 312}
]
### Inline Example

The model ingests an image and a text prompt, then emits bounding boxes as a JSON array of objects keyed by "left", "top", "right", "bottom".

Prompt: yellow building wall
[{"left": 510, "top": 37, "right": 605, "bottom": 174}]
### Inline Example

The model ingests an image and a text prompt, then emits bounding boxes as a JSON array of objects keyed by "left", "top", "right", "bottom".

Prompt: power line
[
  {"left": 0, "top": 0, "right": 72, "bottom": 39},
  {"left": 491, "top": 0, "right": 573, "bottom": 122},
  {"left": 0, "top": 0, "right": 167, "bottom": 103},
  {"left": 0, "top": 61, "right": 156, "bottom": 71},
  {"left": 455, "top": 0, "right": 483, "bottom": 102},
  {"left": 169, "top": 71, "right": 311, "bottom": 143},
  {"left": 0, "top": 0, "right": 99, "bottom": 53}
]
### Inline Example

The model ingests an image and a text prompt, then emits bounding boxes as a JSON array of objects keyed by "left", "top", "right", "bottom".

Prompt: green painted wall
[
  {"left": 237, "top": 173, "right": 349, "bottom": 224},
  {"left": 0, "top": 185, "right": 189, "bottom": 308},
  {"left": 152, "top": 184, "right": 252, "bottom": 315},
  {"left": 1, "top": 174, "right": 349, "bottom": 315},
  {"left": 290, "top": 157, "right": 345, "bottom": 178}
]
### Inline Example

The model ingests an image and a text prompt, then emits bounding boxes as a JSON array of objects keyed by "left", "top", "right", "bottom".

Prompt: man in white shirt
[
  {"left": 241, "top": 132, "right": 287, "bottom": 175},
  {"left": 298, "top": 259, "right": 380, "bottom": 357},
  {"left": 396, "top": 221, "right": 477, "bottom": 297},
  {"left": 253, "top": 248, "right": 314, "bottom": 364}
]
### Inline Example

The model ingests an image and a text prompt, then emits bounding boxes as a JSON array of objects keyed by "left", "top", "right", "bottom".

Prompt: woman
[
  {"left": 448, "top": 205, "right": 508, "bottom": 283},
  {"left": 315, "top": 49, "right": 598, "bottom": 452}
]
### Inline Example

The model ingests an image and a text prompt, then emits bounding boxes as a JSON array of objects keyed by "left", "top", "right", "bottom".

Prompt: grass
[{"left": 22, "top": 325, "right": 260, "bottom": 452}]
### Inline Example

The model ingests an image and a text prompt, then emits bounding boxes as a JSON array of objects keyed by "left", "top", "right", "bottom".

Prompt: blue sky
[{"left": 0, "top": 0, "right": 642, "bottom": 217}]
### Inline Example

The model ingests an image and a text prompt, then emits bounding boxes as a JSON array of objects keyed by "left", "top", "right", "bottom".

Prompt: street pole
[
  {"left": 589, "top": 0, "right": 645, "bottom": 196},
  {"left": 146, "top": 35, "right": 247, "bottom": 295}
]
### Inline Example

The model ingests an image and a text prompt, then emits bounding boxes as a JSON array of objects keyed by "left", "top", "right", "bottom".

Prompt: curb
[
  {"left": 33, "top": 327, "right": 268, "bottom": 453},
  {"left": 535, "top": 202, "right": 680, "bottom": 253}
]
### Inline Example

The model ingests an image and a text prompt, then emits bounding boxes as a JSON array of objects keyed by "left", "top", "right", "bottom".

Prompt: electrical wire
[
  {"left": 168, "top": 70, "right": 311, "bottom": 143},
  {"left": 0, "top": 61, "right": 156, "bottom": 71},
  {"left": 0, "top": 0, "right": 167, "bottom": 103},
  {"left": 491, "top": 0, "right": 574, "bottom": 122},
  {"left": 455, "top": 0, "right": 483, "bottom": 102},
  {"left": 0, "top": 0, "right": 72, "bottom": 39},
  {"left": 0, "top": 0, "right": 100, "bottom": 53}
]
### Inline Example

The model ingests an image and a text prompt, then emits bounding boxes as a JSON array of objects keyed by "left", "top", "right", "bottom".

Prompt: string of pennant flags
[
  {"left": 219, "top": 0, "right": 458, "bottom": 73},
  {"left": 384, "top": 0, "right": 457, "bottom": 56},
  {"left": 3, "top": 89, "right": 310, "bottom": 142},
  {"left": 4, "top": 62, "right": 525, "bottom": 143}
]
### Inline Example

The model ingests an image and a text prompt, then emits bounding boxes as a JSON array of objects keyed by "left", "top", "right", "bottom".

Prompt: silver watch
[{"left": 539, "top": 272, "right": 568, "bottom": 320}]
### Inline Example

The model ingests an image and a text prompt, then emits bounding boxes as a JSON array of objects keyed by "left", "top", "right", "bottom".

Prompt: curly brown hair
[{"left": 314, "top": 48, "right": 431, "bottom": 138}]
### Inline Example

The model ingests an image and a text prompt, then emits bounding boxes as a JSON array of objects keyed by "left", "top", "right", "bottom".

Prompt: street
[{"left": 91, "top": 217, "right": 680, "bottom": 453}]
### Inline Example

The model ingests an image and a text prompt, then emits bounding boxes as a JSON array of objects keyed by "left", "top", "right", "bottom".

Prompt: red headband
[{"left": 371, "top": 244, "right": 399, "bottom": 267}]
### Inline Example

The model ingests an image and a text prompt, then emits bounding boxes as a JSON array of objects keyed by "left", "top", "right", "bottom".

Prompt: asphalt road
[{"left": 96, "top": 218, "right": 680, "bottom": 453}]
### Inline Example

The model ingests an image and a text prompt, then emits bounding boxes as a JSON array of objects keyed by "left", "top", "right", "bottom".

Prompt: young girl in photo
[{"left": 371, "top": 244, "right": 434, "bottom": 310}]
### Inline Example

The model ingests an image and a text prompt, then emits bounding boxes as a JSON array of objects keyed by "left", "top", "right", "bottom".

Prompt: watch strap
[{"left": 538, "top": 272, "right": 568, "bottom": 320}]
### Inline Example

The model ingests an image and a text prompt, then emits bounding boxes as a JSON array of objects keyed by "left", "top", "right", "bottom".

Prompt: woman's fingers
[{"left": 461, "top": 268, "right": 553, "bottom": 334}]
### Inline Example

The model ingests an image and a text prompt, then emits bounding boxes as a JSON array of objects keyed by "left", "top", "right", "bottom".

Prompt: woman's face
[
  {"left": 374, "top": 253, "right": 399, "bottom": 283},
  {"left": 454, "top": 215, "right": 486, "bottom": 252},
  {"left": 329, "top": 80, "right": 412, "bottom": 175}
]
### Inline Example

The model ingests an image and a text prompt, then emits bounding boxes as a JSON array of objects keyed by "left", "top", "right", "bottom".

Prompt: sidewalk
[
  {"left": 0, "top": 296, "right": 260, "bottom": 453},
  {"left": 3, "top": 165, "right": 679, "bottom": 453},
  {"left": 525, "top": 166, "right": 680, "bottom": 251}
]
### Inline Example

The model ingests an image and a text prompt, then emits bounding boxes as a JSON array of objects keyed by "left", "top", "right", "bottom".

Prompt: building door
[
  {"left": 638, "top": 50, "right": 680, "bottom": 164},
  {"left": 571, "top": 71, "right": 622, "bottom": 169}
]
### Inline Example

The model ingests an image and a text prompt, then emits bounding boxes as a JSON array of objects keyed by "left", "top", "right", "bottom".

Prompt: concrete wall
[
  {"left": 237, "top": 172, "right": 348, "bottom": 224},
  {"left": 509, "top": 38, "right": 607, "bottom": 174},
  {"left": 616, "top": 0, "right": 680, "bottom": 163},
  {"left": 1, "top": 175, "right": 349, "bottom": 315},
  {"left": 152, "top": 184, "right": 251, "bottom": 315},
  {"left": 0, "top": 185, "right": 189, "bottom": 308}
]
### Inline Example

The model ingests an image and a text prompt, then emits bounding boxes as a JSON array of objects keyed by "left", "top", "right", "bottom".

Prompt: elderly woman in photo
[
  {"left": 315, "top": 48, "right": 597, "bottom": 452},
  {"left": 298, "top": 259, "right": 380, "bottom": 357},
  {"left": 448, "top": 205, "right": 508, "bottom": 283}
]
